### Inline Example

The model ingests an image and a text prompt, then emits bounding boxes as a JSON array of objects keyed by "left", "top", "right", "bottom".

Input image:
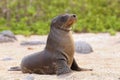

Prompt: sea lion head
[{"left": 51, "top": 14, "right": 77, "bottom": 31}]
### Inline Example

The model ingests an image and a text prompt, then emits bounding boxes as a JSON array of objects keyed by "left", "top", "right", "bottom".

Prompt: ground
[{"left": 0, "top": 33, "right": 120, "bottom": 80}]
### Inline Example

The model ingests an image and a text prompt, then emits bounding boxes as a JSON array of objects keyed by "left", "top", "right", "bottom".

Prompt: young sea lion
[{"left": 10, "top": 14, "right": 92, "bottom": 75}]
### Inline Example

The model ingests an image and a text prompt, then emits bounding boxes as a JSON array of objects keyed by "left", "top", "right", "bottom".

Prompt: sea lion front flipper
[
  {"left": 56, "top": 59, "right": 71, "bottom": 75},
  {"left": 71, "top": 58, "right": 93, "bottom": 71}
]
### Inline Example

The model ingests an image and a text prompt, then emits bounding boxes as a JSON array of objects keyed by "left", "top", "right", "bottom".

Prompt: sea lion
[{"left": 10, "top": 14, "right": 92, "bottom": 75}]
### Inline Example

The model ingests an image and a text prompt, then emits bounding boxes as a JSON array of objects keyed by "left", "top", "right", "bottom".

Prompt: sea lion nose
[{"left": 72, "top": 14, "right": 76, "bottom": 18}]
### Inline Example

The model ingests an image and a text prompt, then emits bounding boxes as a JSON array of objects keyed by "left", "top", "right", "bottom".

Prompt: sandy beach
[{"left": 0, "top": 33, "right": 120, "bottom": 80}]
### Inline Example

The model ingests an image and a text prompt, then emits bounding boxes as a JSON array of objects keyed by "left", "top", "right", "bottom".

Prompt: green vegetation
[{"left": 0, "top": 0, "right": 120, "bottom": 35}]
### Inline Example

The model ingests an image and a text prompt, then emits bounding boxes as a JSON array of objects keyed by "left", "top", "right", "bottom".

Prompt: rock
[
  {"left": 1, "top": 57, "right": 13, "bottom": 61},
  {"left": 75, "top": 41, "right": 93, "bottom": 54},
  {"left": 0, "top": 30, "right": 17, "bottom": 43},
  {"left": 8, "top": 66, "right": 21, "bottom": 71},
  {"left": 0, "top": 35, "right": 14, "bottom": 42},
  {"left": 20, "top": 41, "right": 46, "bottom": 45},
  {"left": 0, "top": 30, "right": 17, "bottom": 40}
]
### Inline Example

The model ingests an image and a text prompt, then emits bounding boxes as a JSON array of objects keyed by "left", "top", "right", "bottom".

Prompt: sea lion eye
[{"left": 60, "top": 15, "right": 67, "bottom": 22}]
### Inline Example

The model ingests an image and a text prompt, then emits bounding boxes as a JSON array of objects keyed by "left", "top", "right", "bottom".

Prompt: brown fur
[{"left": 15, "top": 14, "right": 92, "bottom": 75}]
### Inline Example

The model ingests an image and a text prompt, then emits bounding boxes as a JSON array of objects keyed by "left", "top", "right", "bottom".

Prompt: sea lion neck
[
  {"left": 45, "top": 26, "right": 74, "bottom": 51},
  {"left": 50, "top": 26, "right": 71, "bottom": 37},
  {"left": 54, "top": 25, "right": 71, "bottom": 32}
]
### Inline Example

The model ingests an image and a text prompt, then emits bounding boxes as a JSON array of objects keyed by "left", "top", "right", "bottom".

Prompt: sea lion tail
[{"left": 8, "top": 66, "right": 21, "bottom": 71}]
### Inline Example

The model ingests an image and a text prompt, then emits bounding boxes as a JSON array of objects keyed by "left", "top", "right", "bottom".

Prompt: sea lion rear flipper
[
  {"left": 71, "top": 58, "right": 93, "bottom": 71},
  {"left": 56, "top": 59, "right": 71, "bottom": 75},
  {"left": 8, "top": 66, "right": 21, "bottom": 71}
]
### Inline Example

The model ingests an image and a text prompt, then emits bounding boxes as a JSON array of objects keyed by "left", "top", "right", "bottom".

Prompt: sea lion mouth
[
  {"left": 65, "top": 14, "right": 77, "bottom": 28},
  {"left": 57, "top": 14, "right": 77, "bottom": 32}
]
